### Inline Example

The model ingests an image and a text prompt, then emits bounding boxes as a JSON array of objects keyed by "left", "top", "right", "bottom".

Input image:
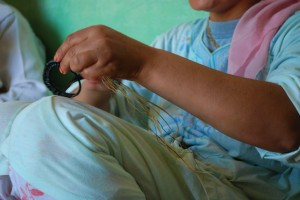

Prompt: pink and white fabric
[
  {"left": 228, "top": 0, "right": 300, "bottom": 79},
  {"left": 8, "top": 165, "right": 53, "bottom": 200}
]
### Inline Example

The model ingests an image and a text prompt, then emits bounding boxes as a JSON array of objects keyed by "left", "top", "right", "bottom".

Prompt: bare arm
[
  {"left": 137, "top": 48, "right": 300, "bottom": 152},
  {"left": 55, "top": 25, "right": 300, "bottom": 152}
]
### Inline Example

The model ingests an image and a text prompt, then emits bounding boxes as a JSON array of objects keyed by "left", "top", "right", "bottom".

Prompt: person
[
  {"left": 1, "top": 0, "right": 300, "bottom": 199},
  {"left": 0, "top": 0, "right": 49, "bottom": 102}
]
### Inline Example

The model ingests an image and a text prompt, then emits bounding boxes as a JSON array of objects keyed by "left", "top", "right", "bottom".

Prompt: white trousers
[{"left": 1, "top": 96, "right": 248, "bottom": 200}]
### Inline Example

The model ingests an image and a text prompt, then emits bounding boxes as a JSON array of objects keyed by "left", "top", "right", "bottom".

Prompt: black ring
[{"left": 43, "top": 60, "right": 82, "bottom": 98}]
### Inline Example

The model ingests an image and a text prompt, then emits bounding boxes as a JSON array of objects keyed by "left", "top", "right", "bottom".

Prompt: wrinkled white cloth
[
  {"left": 0, "top": 0, "right": 50, "bottom": 102},
  {"left": 0, "top": 96, "right": 248, "bottom": 200}
]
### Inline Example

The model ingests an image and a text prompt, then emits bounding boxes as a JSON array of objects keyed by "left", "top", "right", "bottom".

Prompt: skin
[
  {"left": 189, "top": 0, "right": 260, "bottom": 21},
  {"left": 73, "top": 79, "right": 112, "bottom": 112},
  {"left": 54, "top": 0, "right": 300, "bottom": 152}
]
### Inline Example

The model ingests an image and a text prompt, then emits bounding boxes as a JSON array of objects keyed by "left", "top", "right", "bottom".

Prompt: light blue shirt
[{"left": 114, "top": 13, "right": 300, "bottom": 199}]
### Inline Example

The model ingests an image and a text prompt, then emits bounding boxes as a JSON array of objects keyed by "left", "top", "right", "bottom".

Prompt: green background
[{"left": 6, "top": 0, "right": 207, "bottom": 59}]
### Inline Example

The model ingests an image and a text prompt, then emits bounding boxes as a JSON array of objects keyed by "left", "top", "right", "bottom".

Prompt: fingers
[
  {"left": 55, "top": 26, "right": 110, "bottom": 75},
  {"left": 53, "top": 25, "right": 147, "bottom": 81},
  {"left": 80, "top": 61, "right": 116, "bottom": 79},
  {"left": 54, "top": 30, "right": 85, "bottom": 61},
  {"left": 57, "top": 41, "right": 114, "bottom": 79},
  {"left": 54, "top": 28, "right": 91, "bottom": 73},
  {"left": 62, "top": 48, "right": 98, "bottom": 74}
]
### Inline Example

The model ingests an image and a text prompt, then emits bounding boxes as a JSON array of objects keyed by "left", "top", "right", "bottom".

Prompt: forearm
[
  {"left": 53, "top": 25, "right": 299, "bottom": 152},
  {"left": 137, "top": 49, "right": 300, "bottom": 152}
]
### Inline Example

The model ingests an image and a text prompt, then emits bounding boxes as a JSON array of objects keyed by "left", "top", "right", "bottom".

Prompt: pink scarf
[{"left": 228, "top": 0, "right": 300, "bottom": 79}]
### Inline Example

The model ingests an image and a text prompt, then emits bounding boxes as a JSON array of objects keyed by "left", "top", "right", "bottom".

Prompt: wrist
[{"left": 136, "top": 47, "right": 162, "bottom": 86}]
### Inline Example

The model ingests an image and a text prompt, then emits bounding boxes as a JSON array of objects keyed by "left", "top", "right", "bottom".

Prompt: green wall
[{"left": 6, "top": 0, "right": 207, "bottom": 59}]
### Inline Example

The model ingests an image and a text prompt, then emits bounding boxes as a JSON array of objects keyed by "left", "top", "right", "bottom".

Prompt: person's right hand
[{"left": 54, "top": 25, "right": 155, "bottom": 83}]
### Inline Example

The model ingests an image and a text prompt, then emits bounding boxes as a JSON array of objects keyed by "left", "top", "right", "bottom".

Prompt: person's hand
[{"left": 54, "top": 25, "right": 154, "bottom": 82}]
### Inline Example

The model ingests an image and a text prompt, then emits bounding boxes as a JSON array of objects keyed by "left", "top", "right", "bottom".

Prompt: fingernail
[
  {"left": 54, "top": 54, "right": 58, "bottom": 62},
  {"left": 59, "top": 66, "right": 65, "bottom": 74}
]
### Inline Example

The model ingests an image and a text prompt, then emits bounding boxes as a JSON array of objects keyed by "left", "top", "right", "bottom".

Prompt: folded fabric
[{"left": 228, "top": 0, "right": 300, "bottom": 79}]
